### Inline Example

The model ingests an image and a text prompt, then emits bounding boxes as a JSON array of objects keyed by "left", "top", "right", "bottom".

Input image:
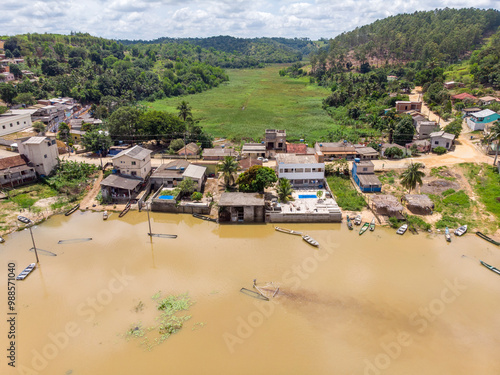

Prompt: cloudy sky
[{"left": 1, "top": 0, "right": 497, "bottom": 41}]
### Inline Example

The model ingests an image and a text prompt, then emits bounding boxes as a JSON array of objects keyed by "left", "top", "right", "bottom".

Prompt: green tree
[
  {"left": 178, "top": 177, "right": 196, "bottom": 195},
  {"left": 236, "top": 165, "right": 277, "bottom": 193},
  {"left": 107, "top": 106, "right": 142, "bottom": 140},
  {"left": 393, "top": 115, "right": 415, "bottom": 146},
  {"left": 9, "top": 64, "right": 22, "bottom": 79},
  {"left": 0, "top": 106, "right": 8, "bottom": 115},
  {"left": 191, "top": 191, "right": 203, "bottom": 201},
  {"left": 58, "top": 122, "right": 70, "bottom": 143},
  {"left": 177, "top": 100, "right": 192, "bottom": 122},
  {"left": 217, "top": 156, "right": 239, "bottom": 187},
  {"left": 444, "top": 118, "right": 463, "bottom": 138},
  {"left": 13, "top": 93, "right": 35, "bottom": 106},
  {"left": 82, "top": 130, "right": 112, "bottom": 154},
  {"left": 276, "top": 178, "right": 294, "bottom": 202},
  {"left": 169, "top": 139, "right": 185, "bottom": 152},
  {"left": 0, "top": 83, "right": 17, "bottom": 104},
  {"left": 32, "top": 121, "right": 46, "bottom": 135},
  {"left": 400, "top": 162, "right": 425, "bottom": 193},
  {"left": 488, "top": 121, "right": 500, "bottom": 166}
]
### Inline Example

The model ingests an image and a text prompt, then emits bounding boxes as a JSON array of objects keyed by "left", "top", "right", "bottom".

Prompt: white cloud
[{"left": 0, "top": 0, "right": 498, "bottom": 40}]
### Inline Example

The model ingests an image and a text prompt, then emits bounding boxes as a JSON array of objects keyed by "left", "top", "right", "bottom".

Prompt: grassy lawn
[
  {"left": 144, "top": 64, "right": 333, "bottom": 142},
  {"left": 326, "top": 175, "right": 366, "bottom": 211}
]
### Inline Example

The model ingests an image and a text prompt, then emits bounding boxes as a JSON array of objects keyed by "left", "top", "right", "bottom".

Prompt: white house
[
  {"left": 466, "top": 109, "right": 500, "bottom": 131},
  {"left": 0, "top": 109, "right": 35, "bottom": 137},
  {"left": 430, "top": 131, "right": 455, "bottom": 150},
  {"left": 112, "top": 145, "right": 152, "bottom": 179},
  {"left": 275, "top": 153, "right": 324, "bottom": 187},
  {"left": 18, "top": 136, "right": 59, "bottom": 176}
]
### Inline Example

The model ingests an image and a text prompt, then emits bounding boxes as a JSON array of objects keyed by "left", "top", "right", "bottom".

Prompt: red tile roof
[
  {"left": 451, "top": 93, "right": 477, "bottom": 101},
  {"left": 0, "top": 155, "right": 28, "bottom": 170},
  {"left": 286, "top": 143, "right": 307, "bottom": 154}
]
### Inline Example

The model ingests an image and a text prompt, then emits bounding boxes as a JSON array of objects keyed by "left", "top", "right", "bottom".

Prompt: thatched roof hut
[
  {"left": 371, "top": 195, "right": 404, "bottom": 217},
  {"left": 404, "top": 194, "right": 434, "bottom": 214}
]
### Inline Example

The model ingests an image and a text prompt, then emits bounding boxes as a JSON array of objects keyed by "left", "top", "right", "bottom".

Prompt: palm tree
[
  {"left": 488, "top": 121, "right": 500, "bottom": 166},
  {"left": 177, "top": 101, "right": 192, "bottom": 122},
  {"left": 217, "top": 156, "right": 238, "bottom": 188},
  {"left": 276, "top": 178, "right": 294, "bottom": 203},
  {"left": 400, "top": 162, "right": 425, "bottom": 193}
]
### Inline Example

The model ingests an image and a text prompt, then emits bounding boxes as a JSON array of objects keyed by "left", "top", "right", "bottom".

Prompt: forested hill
[
  {"left": 119, "top": 36, "right": 313, "bottom": 67},
  {"left": 325, "top": 8, "right": 500, "bottom": 66}
]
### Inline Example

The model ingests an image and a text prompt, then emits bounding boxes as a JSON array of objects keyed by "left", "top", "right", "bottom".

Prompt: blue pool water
[
  {"left": 158, "top": 195, "right": 174, "bottom": 200},
  {"left": 298, "top": 194, "right": 317, "bottom": 199}
]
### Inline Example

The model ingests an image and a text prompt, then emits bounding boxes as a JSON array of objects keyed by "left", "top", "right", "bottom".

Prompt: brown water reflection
[{"left": 1, "top": 211, "right": 500, "bottom": 375}]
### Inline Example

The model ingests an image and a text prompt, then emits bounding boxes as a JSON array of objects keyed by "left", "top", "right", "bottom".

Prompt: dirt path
[
  {"left": 80, "top": 170, "right": 104, "bottom": 209},
  {"left": 410, "top": 87, "right": 451, "bottom": 127}
]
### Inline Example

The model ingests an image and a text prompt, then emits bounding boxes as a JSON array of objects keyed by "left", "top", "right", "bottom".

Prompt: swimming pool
[
  {"left": 298, "top": 194, "right": 317, "bottom": 199},
  {"left": 158, "top": 195, "right": 174, "bottom": 200}
]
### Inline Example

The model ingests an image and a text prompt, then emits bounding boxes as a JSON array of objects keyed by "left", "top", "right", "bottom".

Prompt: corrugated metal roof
[
  {"left": 112, "top": 145, "right": 152, "bottom": 160},
  {"left": 182, "top": 164, "right": 206, "bottom": 180}
]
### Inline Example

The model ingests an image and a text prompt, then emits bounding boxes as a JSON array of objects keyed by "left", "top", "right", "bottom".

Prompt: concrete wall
[
  {"left": 0, "top": 112, "right": 33, "bottom": 137},
  {"left": 151, "top": 201, "right": 210, "bottom": 214}
]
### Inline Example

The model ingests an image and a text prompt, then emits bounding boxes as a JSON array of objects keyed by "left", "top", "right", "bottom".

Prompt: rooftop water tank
[{"left": 354, "top": 158, "right": 361, "bottom": 163}]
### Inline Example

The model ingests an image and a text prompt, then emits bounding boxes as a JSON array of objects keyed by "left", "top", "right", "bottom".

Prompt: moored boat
[
  {"left": 0, "top": 236, "right": 4, "bottom": 243},
  {"left": 346, "top": 215, "right": 353, "bottom": 230},
  {"left": 17, "top": 215, "right": 31, "bottom": 224},
  {"left": 354, "top": 214, "right": 362, "bottom": 225},
  {"left": 64, "top": 203, "right": 80, "bottom": 216},
  {"left": 103, "top": 211, "right": 108, "bottom": 220},
  {"left": 476, "top": 232, "right": 500, "bottom": 246},
  {"left": 193, "top": 213, "right": 217, "bottom": 222},
  {"left": 369, "top": 218, "right": 376, "bottom": 231},
  {"left": 359, "top": 222, "right": 369, "bottom": 235},
  {"left": 302, "top": 235, "right": 319, "bottom": 247},
  {"left": 480, "top": 260, "right": 500, "bottom": 276},
  {"left": 16, "top": 263, "right": 36, "bottom": 280},
  {"left": 454, "top": 225, "right": 467, "bottom": 236},
  {"left": 275, "top": 226, "right": 302, "bottom": 235},
  {"left": 445, "top": 227, "right": 451, "bottom": 242},
  {"left": 396, "top": 224, "right": 408, "bottom": 235}
]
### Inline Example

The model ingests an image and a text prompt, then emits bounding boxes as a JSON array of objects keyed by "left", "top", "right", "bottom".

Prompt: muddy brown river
[{"left": 1, "top": 211, "right": 500, "bottom": 375}]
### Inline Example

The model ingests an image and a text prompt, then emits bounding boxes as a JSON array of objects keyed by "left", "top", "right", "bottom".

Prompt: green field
[{"left": 145, "top": 64, "right": 333, "bottom": 142}]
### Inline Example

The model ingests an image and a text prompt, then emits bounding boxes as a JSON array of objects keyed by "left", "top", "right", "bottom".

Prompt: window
[
  {"left": 2, "top": 125, "right": 4, "bottom": 129},
  {"left": 131, "top": 171, "right": 137, "bottom": 176},
  {"left": 131, "top": 161, "right": 136, "bottom": 166},
  {"left": 44, "top": 154, "right": 47, "bottom": 158},
  {"left": 434, "top": 141, "right": 439, "bottom": 145},
  {"left": 279, "top": 169, "right": 283, "bottom": 173},
  {"left": 318, "top": 168, "right": 323, "bottom": 172},
  {"left": 305, "top": 168, "right": 311, "bottom": 173},
  {"left": 17, "top": 121, "right": 19, "bottom": 125},
  {"left": 10, "top": 124, "right": 13, "bottom": 127},
  {"left": 295, "top": 168, "right": 303, "bottom": 173},
  {"left": 362, "top": 168, "right": 368, "bottom": 171}
]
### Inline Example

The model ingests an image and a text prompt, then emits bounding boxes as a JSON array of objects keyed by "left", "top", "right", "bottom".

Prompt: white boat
[
  {"left": 454, "top": 225, "right": 467, "bottom": 236},
  {"left": 354, "top": 215, "right": 362, "bottom": 225},
  {"left": 396, "top": 224, "right": 408, "bottom": 235},
  {"left": 16, "top": 263, "right": 36, "bottom": 280},
  {"left": 0, "top": 236, "right": 4, "bottom": 243},
  {"left": 302, "top": 235, "right": 319, "bottom": 247},
  {"left": 103, "top": 211, "right": 108, "bottom": 220},
  {"left": 369, "top": 218, "right": 376, "bottom": 231},
  {"left": 275, "top": 226, "right": 302, "bottom": 236}
]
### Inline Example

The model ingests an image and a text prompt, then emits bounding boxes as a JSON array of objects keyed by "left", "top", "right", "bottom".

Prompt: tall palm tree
[
  {"left": 276, "top": 178, "right": 294, "bottom": 202},
  {"left": 217, "top": 156, "right": 238, "bottom": 188},
  {"left": 177, "top": 101, "right": 192, "bottom": 122},
  {"left": 400, "top": 162, "right": 425, "bottom": 193},
  {"left": 488, "top": 120, "right": 500, "bottom": 166}
]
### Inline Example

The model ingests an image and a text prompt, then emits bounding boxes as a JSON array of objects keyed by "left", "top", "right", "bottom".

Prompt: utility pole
[{"left": 146, "top": 202, "right": 152, "bottom": 236}]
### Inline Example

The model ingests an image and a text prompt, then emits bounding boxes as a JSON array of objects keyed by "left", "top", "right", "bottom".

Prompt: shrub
[
  {"left": 433, "top": 146, "right": 447, "bottom": 155},
  {"left": 385, "top": 146, "right": 404, "bottom": 159},
  {"left": 191, "top": 192, "right": 203, "bottom": 201}
]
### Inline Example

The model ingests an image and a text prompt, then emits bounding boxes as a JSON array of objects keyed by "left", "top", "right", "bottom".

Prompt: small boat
[
  {"left": 275, "top": 226, "right": 302, "bottom": 235},
  {"left": 16, "top": 263, "right": 36, "bottom": 280},
  {"left": 480, "top": 260, "right": 500, "bottom": 276},
  {"left": 354, "top": 214, "right": 362, "bottom": 225},
  {"left": 359, "top": 222, "right": 369, "bottom": 235},
  {"left": 445, "top": 227, "right": 451, "bottom": 242},
  {"left": 103, "top": 211, "right": 108, "bottom": 220},
  {"left": 396, "top": 224, "right": 408, "bottom": 235},
  {"left": 193, "top": 213, "right": 218, "bottom": 222},
  {"left": 369, "top": 218, "right": 376, "bottom": 231},
  {"left": 476, "top": 232, "right": 500, "bottom": 246},
  {"left": 119, "top": 201, "right": 131, "bottom": 218},
  {"left": 17, "top": 215, "right": 31, "bottom": 224},
  {"left": 0, "top": 236, "right": 4, "bottom": 243},
  {"left": 454, "top": 225, "right": 467, "bottom": 236},
  {"left": 346, "top": 215, "right": 353, "bottom": 230},
  {"left": 240, "top": 288, "right": 269, "bottom": 301},
  {"left": 302, "top": 235, "right": 319, "bottom": 247},
  {"left": 64, "top": 203, "right": 80, "bottom": 216}
]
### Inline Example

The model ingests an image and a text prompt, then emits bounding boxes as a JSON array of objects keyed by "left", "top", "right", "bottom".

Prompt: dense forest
[
  {"left": 309, "top": 8, "right": 500, "bottom": 73},
  {"left": 119, "top": 36, "right": 312, "bottom": 67}
]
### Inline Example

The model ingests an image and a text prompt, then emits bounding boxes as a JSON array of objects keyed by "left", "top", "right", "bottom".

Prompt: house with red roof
[
  {"left": 286, "top": 143, "right": 307, "bottom": 154},
  {"left": 451, "top": 93, "right": 477, "bottom": 101},
  {"left": 0, "top": 155, "right": 36, "bottom": 188}
]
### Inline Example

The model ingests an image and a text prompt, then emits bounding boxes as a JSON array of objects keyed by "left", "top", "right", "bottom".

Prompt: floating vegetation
[
  {"left": 192, "top": 322, "right": 206, "bottom": 331},
  {"left": 125, "top": 292, "right": 196, "bottom": 351}
]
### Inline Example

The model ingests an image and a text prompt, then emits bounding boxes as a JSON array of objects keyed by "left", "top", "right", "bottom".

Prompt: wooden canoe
[{"left": 275, "top": 226, "right": 302, "bottom": 235}]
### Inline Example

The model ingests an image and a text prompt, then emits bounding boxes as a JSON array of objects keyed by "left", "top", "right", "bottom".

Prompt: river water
[{"left": 1, "top": 211, "right": 499, "bottom": 375}]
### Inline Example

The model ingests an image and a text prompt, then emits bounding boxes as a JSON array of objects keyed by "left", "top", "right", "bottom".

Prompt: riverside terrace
[{"left": 266, "top": 189, "right": 342, "bottom": 223}]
